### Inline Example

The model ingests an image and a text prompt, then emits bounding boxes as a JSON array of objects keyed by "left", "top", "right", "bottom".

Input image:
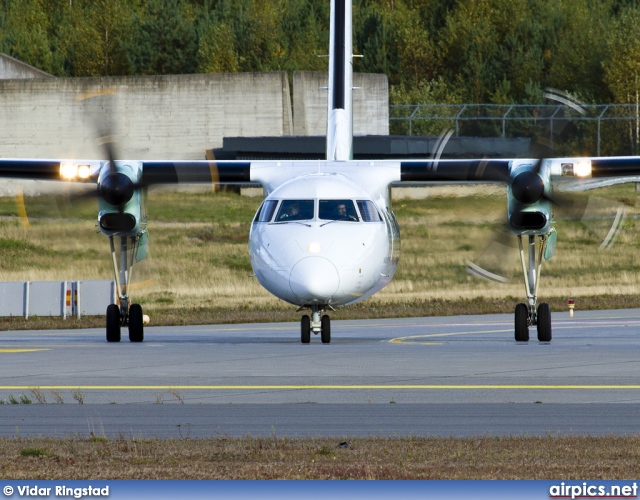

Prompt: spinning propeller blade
[{"left": 465, "top": 89, "right": 629, "bottom": 282}]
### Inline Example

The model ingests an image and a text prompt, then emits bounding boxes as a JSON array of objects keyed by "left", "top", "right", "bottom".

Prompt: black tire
[
  {"left": 106, "top": 304, "right": 121, "bottom": 343},
  {"left": 301, "top": 315, "right": 311, "bottom": 344},
  {"left": 128, "top": 304, "right": 144, "bottom": 343},
  {"left": 321, "top": 315, "right": 331, "bottom": 344},
  {"left": 537, "top": 303, "right": 552, "bottom": 342},
  {"left": 514, "top": 303, "right": 529, "bottom": 342}
]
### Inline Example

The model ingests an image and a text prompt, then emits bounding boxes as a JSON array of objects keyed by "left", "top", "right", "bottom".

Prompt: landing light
[
  {"left": 77, "top": 164, "right": 91, "bottom": 179},
  {"left": 574, "top": 160, "right": 592, "bottom": 177},
  {"left": 60, "top": 162, "right": 92, "bottom": 181},
  {"left": 60, "top": 162, "right": 77, "bottom": 180},
  {"left": 308, "top": 242, "right": 322, "bottom": 253},
  {"left": 561, "top": 160, "right": 592, "bottom": 178}
]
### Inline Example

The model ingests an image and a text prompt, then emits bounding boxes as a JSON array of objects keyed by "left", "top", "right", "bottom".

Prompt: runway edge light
[{"left": 568, "top": 297, "right": 575, "bottom": 317}]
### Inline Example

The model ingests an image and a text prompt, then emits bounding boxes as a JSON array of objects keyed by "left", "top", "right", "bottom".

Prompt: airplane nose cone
[{"left": 290, "top": 256, "right": 340, "bottom": 302}]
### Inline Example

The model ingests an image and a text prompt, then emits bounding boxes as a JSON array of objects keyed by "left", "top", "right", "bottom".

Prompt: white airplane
[{"left": 0, "top": 0, "right": 639, "bottom": 344}]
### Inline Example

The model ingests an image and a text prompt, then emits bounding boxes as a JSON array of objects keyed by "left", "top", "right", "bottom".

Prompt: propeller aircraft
[{"left": 1, "top": 0, "right": 640, "bottom": 344}]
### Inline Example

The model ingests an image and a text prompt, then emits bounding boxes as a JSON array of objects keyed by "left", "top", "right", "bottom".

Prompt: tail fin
[{"left": 326, "top": 0, "right": 353, "bottom": 161}]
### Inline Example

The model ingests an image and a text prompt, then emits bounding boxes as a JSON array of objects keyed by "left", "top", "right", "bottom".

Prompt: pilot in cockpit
[{"left": 283, "top": 204, "right": 300, "bottom": 219}]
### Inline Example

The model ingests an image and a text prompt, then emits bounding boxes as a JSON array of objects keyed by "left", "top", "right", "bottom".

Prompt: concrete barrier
[
  {"left": 0, "top": 54, "right": 53, "bottom": 79},
  {"left": 0, "top": 281, "right": 115, "bottom": 318},
  {"left": 0, "top": 69, "right": 388, "bottom": 162},
  {"left": 0, "top": 72, "right": 293, "bottom": 160}
]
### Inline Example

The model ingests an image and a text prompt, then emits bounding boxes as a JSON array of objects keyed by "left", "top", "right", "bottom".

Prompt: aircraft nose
[{"left": 290, "top": 256, "right": 340, "bottom": 302}]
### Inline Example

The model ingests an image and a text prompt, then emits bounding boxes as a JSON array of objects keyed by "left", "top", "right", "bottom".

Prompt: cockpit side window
[
  {"left": 356, "top": 200, "right": 382, "bottom": 222},
  {"left": 255, "top": 200, "right": 278, "bottom": 223},
  {"left": 275, "top": 200, "right": 314, "bottom": 221},
  {"left": 319, "top": 200, "right": 359, "bottom": 221}
]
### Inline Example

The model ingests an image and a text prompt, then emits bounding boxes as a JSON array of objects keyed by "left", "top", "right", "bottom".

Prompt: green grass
[
  {"left": 1, "top": 435, "right": 640, "bottom": 479},
  {"left": 19, "top": 448, "right": 49, "bottom": 458},
  {"left": 0, "top": 185, "right": 638, "bottom": 328}
]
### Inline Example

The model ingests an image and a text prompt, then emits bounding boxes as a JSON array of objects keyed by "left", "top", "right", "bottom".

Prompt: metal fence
[{"left": 389, "top": 104, "right": 640, "bottom": 156}]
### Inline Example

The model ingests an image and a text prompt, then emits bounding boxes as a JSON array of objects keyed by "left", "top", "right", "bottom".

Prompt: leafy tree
[
  {"left": 65, "top": 0, "right": 136, "bottom": 76},
  {"left": 437, "top": 0, "right": 505, "bottom": 102},
  {"left": 0, "top": 0, "right": 631, "bottom": 113},
  {"left": 354, "top": 3, "right": 399, "bottom": 79},
  {"left": 2, "top": 0, "right": 65, "bottom": 75},
  {"left": 603, "top": 5, "right": 640, "bottom": 153},
  {"left": 198, "top": 21, "right": 239, "bottom": 73},
  {"left": 199, "top": 0, "right": 328, "bottom": 74},
  {"left": 130, "top": 0, "right": 199, "bottom": 75},
  {"left": 392, "top": 1, "right": 442, "bottom": 87},
  {"left": 546, "top": 0, "right": 613, "bottom": 102},
  {"left": 278, "top": 0, "right": 328, "bottom": 72}
]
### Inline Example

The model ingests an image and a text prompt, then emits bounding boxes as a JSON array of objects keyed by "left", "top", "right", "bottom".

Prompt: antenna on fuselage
[{"left": 326, "top": 0, "right": 353, "bottom": 162}]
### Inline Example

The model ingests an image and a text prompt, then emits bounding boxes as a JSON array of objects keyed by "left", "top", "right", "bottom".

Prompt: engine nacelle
[
  {"left": 97, "top": 161, "right": 146, "bottom": 237},
  {"left": 507, "top": 160, "right": 553, "bottom": 235},
  {"left": 508, "top": 205, "right": 550, "bottom": 232}
]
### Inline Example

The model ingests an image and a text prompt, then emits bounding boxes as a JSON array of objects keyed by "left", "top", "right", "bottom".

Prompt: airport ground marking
[
  {"left": 0, "top": 349, "right": 50, "bottom": 353},
  {"left": 3, "top": 385, "right": 640, "bottom": 390},
  {"left": 390, "top": 323, "right": 633, "bottom": 343}
]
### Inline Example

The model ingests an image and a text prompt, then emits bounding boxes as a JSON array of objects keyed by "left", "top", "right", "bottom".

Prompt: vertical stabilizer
[{"left": 326, "top": 0, "right": 353, "bottom": 161}]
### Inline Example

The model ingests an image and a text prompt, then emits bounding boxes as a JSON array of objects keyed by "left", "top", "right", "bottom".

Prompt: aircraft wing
[
  {"left": 398, "top": 157, "right": 640, "bottom": 184},
  {"left": 140, "top": 161, "right": 251, "bottom": 185},
  {"left": 0, "top": 159, "right": 253, "bottom": 185},
  {"left": 0, "top": 160, "right": 66, "bottom": 180},
  {"left": 2, "top": 156, "right": 640, "bottom": 186},
  {"left": 399, "top": 159, "right": 511, "bottom": 183}
]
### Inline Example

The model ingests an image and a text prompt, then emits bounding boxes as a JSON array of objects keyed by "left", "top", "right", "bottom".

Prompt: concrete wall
[
  {"left": 0, "top": 72, "right": 292, "bottom": 160},
  {"left": 0, "top": 69, "right": 387, "bottom": 161},
  {"left": 293, "top": 71, "right": 388, "bottom": 136},
  {"left": 0, "top": 54, "right": 53, "bottom": 79}
]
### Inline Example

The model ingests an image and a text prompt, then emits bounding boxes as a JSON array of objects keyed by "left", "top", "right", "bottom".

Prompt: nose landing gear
[
  {"left": 299, "top": 305, "right": 331, "bottom": 344},
  {"left": 515, "top": 234, "right": 552, "bottom": 342},
  {"left": 105, "top": 235, "right": 145, "bottom": 343}
]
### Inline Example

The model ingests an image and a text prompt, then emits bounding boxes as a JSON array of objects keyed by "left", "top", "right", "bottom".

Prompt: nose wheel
[
  {"left": 105, "top": 301, "right": 145, "bottom": 343},
  {"left": 514, "top": 303, "right": 529, "bottom": 342},
  {"left": 514, "top": 234, "right": 552, "bottom": 342},
  {"left": 105, "top": 235, "right": 146, "bottom": 343},
  {"left": 301, "top": 315, "right": 311, "bottom": 343},
  {"left": 300, "top": 307, "right": 331, "bottom": 344}
]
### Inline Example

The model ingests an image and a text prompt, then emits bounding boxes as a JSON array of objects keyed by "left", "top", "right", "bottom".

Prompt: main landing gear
[
  {"left": 300, "top": 306, "right": 331, "bottom": 344},
  {"left": 105, "top": 235, "right": 145, "bottom": 343},
  {"left": 514, "top": 234, "right": 551, "bottom": 342}
]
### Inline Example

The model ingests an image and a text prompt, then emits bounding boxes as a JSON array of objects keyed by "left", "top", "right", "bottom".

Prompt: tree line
[{"left": 0, "top": 0, "right": 639, "bottom": 108}]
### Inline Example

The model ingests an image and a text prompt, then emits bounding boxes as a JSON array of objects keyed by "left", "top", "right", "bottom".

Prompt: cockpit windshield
[
  {"left": 275, "top": 200, "right": 314, "bottom": 221},
  {"left": 254, "top": 200, "right": 278, "bottom": 223},
  {"left": 356, "top": 200, "right": 382, "bottom": 222},
  {"left": 319, "top": 200, "right": 359, "bottom": 221}
]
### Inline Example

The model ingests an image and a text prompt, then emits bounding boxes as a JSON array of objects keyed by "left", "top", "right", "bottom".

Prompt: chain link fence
[{"left": 389, "top": 104, "right": 640, "bottom": 157}]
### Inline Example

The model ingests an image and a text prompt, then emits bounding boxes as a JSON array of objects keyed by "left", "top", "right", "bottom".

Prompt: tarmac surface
[{"left": 1, "top": 308, "right": 640, "bottom": 437}]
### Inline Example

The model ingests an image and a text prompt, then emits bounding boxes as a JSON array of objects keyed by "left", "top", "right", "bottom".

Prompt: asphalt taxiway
[{"left": 1, "top": 308, "right": 640, "bottom": 437}]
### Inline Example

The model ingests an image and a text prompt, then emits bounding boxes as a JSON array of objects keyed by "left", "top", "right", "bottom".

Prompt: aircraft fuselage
[{"left": 249, "top": 165, "right": 400, "bottom": 307}]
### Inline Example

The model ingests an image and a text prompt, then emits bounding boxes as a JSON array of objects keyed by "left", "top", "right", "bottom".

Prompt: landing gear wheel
[
  {"left": 321, "top": 315, "right": 331, "bottom": 344},
  {"left": 536, "top": 303, "right": 552, "bottom": 342},
  {"left": 301, "top": 315, "right": 311, "bottom": 344},
  {"left": 515, "top": 303, "right": 529, "bottom": 342},
  {"left": 106, "top": 304, "right": 121, "bottom": 343},
  {"left": 128, "top": 304, "right": 144, "bottom": 343}
]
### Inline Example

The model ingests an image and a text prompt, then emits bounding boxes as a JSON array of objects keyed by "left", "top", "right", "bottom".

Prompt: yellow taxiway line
[
  {"left": 1, "top": 385, "right": 640, "bottom": 390},
  {"left": 0, "top": 349, "right": 50, "bottom": 353}
]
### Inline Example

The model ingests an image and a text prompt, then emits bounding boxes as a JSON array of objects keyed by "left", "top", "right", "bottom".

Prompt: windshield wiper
[
  {"left": 320, "top": 216, "right": 358, "bottom": 227},
  {"left": 269, "top": 221, "right": 312, "bottom": 227}
]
